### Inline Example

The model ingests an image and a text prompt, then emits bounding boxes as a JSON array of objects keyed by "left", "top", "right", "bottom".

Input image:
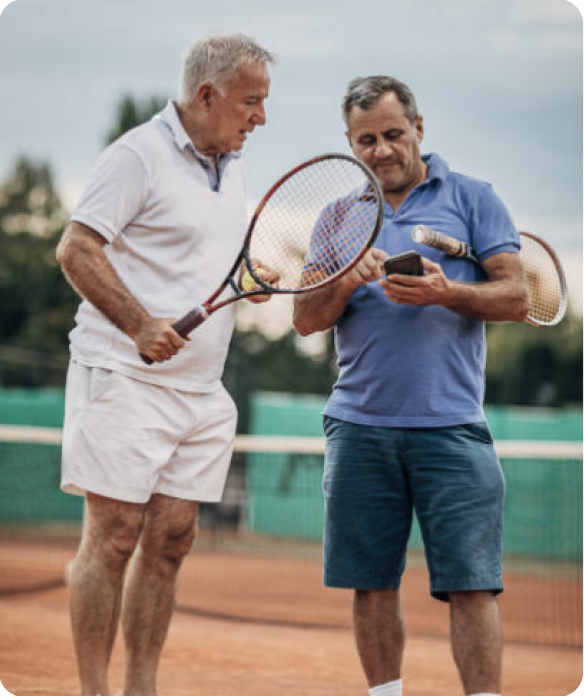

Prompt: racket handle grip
[
  {"left": 412, "top": 224, "right": 470, "bottom": 258},
  {"left": 139, "top": 307, "right": 209, "bottom": 365},
  {"left": 172, "top": 306, "right": 209, "bottom": 337}
]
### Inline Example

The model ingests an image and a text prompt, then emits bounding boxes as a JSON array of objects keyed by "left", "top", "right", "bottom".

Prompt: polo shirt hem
[
  {"left": 322, "top": 407, "right": 486, "bottom": 429},
  {"left": 69, "top": 353, "right": 222, "bottom": 395}
]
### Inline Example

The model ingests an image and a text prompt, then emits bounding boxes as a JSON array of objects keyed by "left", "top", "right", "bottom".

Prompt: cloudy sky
[{"left": 0, "top": 0, "right": 582, "bottom": 317}]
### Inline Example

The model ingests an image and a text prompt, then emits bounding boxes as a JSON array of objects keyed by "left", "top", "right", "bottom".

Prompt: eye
[{"left": 384, "top": 130, "right": 403, "bottom": 141}]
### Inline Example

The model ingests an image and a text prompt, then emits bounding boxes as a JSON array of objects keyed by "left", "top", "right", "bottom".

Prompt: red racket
[{"left": 141, "top": 153, "right": 384, "bottom": 363}]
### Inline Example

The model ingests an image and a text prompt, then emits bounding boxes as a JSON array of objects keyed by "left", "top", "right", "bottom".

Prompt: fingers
[
  {"left": 349, "top": 247, "right": 389, "bottom": 286},
  {"left": 136, "top": 319, "right": 186, "bottom": 363},
  {"left": 379, "top": 256, "right": 450, "bottom": 306},
  {"left": 244, "top": 260, "right": 280, "bottom": 303}
]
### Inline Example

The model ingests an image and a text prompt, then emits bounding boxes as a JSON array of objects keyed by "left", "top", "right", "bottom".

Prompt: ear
[
  {"left": 345, "top": 130, "right": 355, "bottom": 153},
  {"left": 414, "top": 114, "right": 424, "bottom": 142},
  {"left": 197, "top": 83, "right": 214, "bottom": 111}
]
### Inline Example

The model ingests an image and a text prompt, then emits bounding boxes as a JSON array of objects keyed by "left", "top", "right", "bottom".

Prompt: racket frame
[
  {"left": 179, "top": 153, "right": 384, "bottom": 324},
  {"left": 410, "top": 224, "right": 568, "bottom": 327}
]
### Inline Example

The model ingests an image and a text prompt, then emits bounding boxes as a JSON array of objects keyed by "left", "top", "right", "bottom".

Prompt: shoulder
[
  {"left": 111, "top": 119, "right": 171, "bottom": 168},
  {"left": 446, "top": 168, "right": 491, "bottom": 197},
  {"left": 443, "top": 168, "right": 501, "bottom": 218}
]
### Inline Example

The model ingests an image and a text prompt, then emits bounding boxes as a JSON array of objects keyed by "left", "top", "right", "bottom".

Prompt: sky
[{"left": 0, "top": 0, "right": 582, "bottom": 321}]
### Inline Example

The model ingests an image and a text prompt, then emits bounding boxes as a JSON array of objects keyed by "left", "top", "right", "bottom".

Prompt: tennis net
[{"left": 0, "top": 425, "right": 581, "bottom": 648}]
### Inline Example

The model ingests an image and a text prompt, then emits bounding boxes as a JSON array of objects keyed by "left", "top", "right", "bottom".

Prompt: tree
[
  {"left": 105, "top": 95, "right": 167, "bottom": 145},
  {"left": 224, "top": 329, "right": 337, "bottom": 432},
  {"left": 0, "top": 96, "right": 167, "bottom": 387},
  {"left": 485, "top": 316, "right": 583, "bottom": 406},
  {"left": 0, "top": 158, "right": 74, "bottom": 386}
]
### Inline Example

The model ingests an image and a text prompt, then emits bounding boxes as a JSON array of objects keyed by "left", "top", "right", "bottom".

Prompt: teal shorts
[{"left": 322, "top": 416, "right": 505, "bottom": 601}]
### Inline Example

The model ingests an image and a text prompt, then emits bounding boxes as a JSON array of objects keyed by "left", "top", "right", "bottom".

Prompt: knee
[
  {"left": 449, "top": 590, "right": 497, "bottom": 611},
  {"left": 141, "top": 522, "right": 197, "bottom": 565},
  {"left": 104, "top": 519, "right": 143, "bottom": 565},
  {"left": 79, "top": 502, "right": 144, "bottom": 568},
  {"left": 354, "top": 588, "right": 400, "bottom": 613}
]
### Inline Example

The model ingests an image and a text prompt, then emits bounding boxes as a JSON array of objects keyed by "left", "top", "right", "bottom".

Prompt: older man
[{"left": 57, "top": 34, "right": 275, "bottom": 696}]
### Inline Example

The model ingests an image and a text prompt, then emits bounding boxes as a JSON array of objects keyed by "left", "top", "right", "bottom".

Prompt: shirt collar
[
  {"left": 422, "top": 153, "right": 449, "bottom": 183},
  {"left": 156, "top": 100, "right": 242, "bottom": 166}
]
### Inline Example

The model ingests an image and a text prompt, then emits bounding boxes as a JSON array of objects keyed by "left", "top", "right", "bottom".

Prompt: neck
[
  {"left": 385, "top": 160, "right": 428, "bottom": 210},
  {"left": 176, "top": 103, "right": 218, "bottom": 159}
]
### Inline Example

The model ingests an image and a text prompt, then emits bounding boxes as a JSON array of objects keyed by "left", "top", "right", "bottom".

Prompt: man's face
[
  {"left": 346, "top": 92, "right": 424, "bottom": 198},
  {"left": 207, "top": 61, "right": 270, "bottom": 154}
]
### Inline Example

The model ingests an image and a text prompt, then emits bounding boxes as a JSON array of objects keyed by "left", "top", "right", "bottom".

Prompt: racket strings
[
  {"left": 520, "top": 235, "right": 566, "bottom": 325},
  {"left": 249, "top": 158, "right": 380, "bottom": 291}
]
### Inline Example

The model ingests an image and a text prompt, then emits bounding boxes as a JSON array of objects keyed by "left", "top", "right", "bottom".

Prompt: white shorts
[{"left": 61, "top": 361, "right": 237, "bottom": 504}]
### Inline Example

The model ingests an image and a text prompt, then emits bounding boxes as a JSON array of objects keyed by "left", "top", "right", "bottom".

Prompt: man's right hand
[
  {"left": 134, "top": 318, "right": 187, "bottom": 363},
  {"left": 342, "top": 247, "right": 390, "bottom": 290}
]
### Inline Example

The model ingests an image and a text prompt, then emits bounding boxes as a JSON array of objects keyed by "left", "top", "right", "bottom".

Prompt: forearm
[
  {"left": 381, "top": 252, "right": 529, "bottom": 323},
  {"left": 294, "top": 248, "right": 390, "bottom": 335},
  {"left": 442, "top": 278, "right": 529, "bottom": 321},
  {"left": 57, "top": 223, "right": 150, "bottom": 340},
  {"left": 293, "top": 279, "right": 355, "bottom": 335}
]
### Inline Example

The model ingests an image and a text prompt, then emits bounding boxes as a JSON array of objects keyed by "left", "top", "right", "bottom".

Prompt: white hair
[{"left": 179, "top": 33, "right": 276, "bottom": 101}]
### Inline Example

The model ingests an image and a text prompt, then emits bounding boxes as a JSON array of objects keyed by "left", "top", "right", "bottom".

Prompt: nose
[
  {"left": 374, "top": 139, "right": 393, "bottom": 159},
  {"left": 252, "top": 102, "right": 266, "bottom": 127}
]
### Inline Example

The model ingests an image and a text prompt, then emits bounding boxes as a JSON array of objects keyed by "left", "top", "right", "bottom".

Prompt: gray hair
[
  {"left": 179, "top": 33, "right": 276, "bottom": 101},
  {"left": 342, "top": 76, "right": 418, "bottom": 126}
]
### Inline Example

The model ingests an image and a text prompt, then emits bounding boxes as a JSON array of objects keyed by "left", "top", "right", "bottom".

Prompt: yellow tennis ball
[
  {"left": 242, "top": 268, "right": 268, "bottom": 291},
  {"left": 241, "top": 270, "right": 258, "bottom": 292}
]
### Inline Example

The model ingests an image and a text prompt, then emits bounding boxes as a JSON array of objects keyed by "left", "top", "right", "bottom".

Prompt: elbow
[
  {"left": 510, "top": 287, "right": 530, "bottom": 322},
  {"left": 56, "top": 233, "right": 73, "bottom": 271},
  {"left": 292, "top": 306, "right": 317, "bottom": 337},
  {"left": 517, "top": 294, "right": 530, "bottom": 322},
  {"left": 293, "top": 316, "right": 315, "bottom": 337}
]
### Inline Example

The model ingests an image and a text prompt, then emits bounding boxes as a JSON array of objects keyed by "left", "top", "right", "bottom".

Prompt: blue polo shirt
[{"left": 323, "top": 153, "right": 520, "bottom": 428}]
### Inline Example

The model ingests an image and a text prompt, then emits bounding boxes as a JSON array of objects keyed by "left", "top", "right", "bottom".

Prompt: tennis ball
[
  {"left": 241, "top": 271, "right": 257, "bottom": 292},
  {"left": 241, "top": 268, "right": 266, "bottom": 291}
]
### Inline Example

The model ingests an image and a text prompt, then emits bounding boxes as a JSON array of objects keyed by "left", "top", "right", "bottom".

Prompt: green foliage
[
  {"left": 224, "top": 329, "right": 336, "bottom": 432},
  {"left": 0, "top": 158, "right": 76, "bottom": 387},
  {"left": 485, "top": 316, "right": 583, "bottom": 406},
  {"left": 104, "top": 95, "right": 167, "bottom": 145}
]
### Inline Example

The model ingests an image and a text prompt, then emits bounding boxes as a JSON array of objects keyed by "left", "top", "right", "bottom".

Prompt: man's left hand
[{"left": 379, "top": 257, "right": 452, "bottom": 306}]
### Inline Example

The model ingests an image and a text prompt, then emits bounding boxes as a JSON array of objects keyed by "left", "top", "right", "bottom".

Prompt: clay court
[{"left": 0, "top": 537, "right": 581, "bottom": 696}]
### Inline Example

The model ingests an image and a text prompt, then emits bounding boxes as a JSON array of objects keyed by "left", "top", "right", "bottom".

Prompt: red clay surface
[{"left": 0, "top": 537, "right": 581, "bottom": 696}]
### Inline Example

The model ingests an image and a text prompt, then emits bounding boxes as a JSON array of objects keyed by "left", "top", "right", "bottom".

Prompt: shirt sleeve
[
  {"left": 71, "top": 144, "right": 149, "bottom": 243},
  {"left": 469, "top": 184, "right": 520, "bottom": 263}
]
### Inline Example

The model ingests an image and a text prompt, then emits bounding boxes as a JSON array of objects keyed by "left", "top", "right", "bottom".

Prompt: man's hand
[
  {"left": 379, "top": 257, "right": 452, "bottom": 306},
  {"left": 134, "top": 318, "right": 187, "bottom": 363},
  {"left": 241, "top": 261, "right": 280, "bottom": 304},
  {"left": 343, "top": 247, "right": 390, "bottom": 290},
  {"left": 379, "top": 252, "right": 529, "bottom": 321}
]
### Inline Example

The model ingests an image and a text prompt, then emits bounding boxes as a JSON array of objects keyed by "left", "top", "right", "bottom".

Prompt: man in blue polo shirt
[{"left": 293, "top": 76, "right": 529, "bottom": 696}]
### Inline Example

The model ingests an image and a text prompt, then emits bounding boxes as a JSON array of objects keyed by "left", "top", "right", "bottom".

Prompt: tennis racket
[
  {"left": 411, "top": 224, "right": 568, "bottom": 327},
  {"left": 141, "top": 153, "right": 384, "bottom": 363}
]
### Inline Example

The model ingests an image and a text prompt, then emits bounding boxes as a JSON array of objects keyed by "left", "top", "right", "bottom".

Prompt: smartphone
[{"left": 384, "top": 251, "right": 424, "bottom": 276}]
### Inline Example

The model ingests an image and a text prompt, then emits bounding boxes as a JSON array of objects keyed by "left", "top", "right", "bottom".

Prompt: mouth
[{"left": 376, "top": 160, "right": 400, "bottom": 171}]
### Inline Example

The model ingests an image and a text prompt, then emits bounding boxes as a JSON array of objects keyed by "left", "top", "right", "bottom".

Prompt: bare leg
[
  {"left": 450, "top": 591, "right": 502, "bottom": 695},
  {"left": 122, "top": 494, "right": 198, "bottom": 696},
  {"left": 69, "top": 493, "right": 145, "bottom": 696},
  {"left": 353, "top": 589, "right": 405, "bottom": 688}
]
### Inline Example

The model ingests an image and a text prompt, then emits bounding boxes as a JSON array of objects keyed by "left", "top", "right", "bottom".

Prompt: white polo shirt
[{"left": 69, "top": 101, "right": 248, "bottom": 392}]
